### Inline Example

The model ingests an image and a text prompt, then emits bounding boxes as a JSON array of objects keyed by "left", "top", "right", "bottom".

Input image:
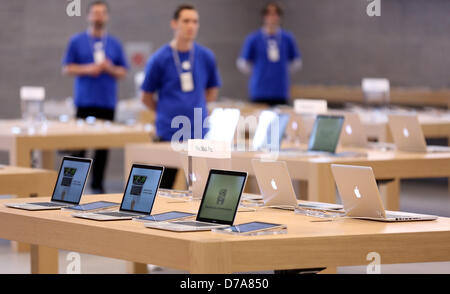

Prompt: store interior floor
[{"left": 1, "top": 150, "right": 449, "bottom": 274}]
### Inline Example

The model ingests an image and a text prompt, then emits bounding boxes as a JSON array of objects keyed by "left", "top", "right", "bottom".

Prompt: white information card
[
  {"left": 20, "top": 86, "right": 45, "bottom": 101},
  {"left": 294, "top": 99, "right": 327, "bottom": 114},
  {"left": 187, "top": 139, "right": 231, "bottom": 159}
]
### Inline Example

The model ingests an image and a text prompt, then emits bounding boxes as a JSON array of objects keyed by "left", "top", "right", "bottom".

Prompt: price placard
[
  {"left": 294, "top": 99, "right": 327, "bottom": 114},
  {"left": 187, "top": 139, "right": 231, "bottom": 159}
]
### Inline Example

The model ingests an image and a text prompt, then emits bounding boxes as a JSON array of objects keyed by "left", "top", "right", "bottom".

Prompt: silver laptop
[
  {"left": 337, "top": 112, "right": 369, "bottom": 148},
  {"left": 252, "top": 159, "right": 297, "bottom": 209},
  {"left": 145, "top": 169, "right": 248, "bottom": 232},
  {"left": 6, "top": 156, "right": 92, "bottom": 211},
  {"left": 252, "top": 159, "right": 343, "bottom": 210},
  {"left": 180, "top": 155, "right": 231, "bottom": 200},
  {"left": 277, "top": 114, "right": 341, "bottom": 155},
  {"left": 308, "top": 114, "right": 362, "bottom": 156},
  {"left": 331, "top": 164, "right": 437, "bottom": 222},
  {"left": 282, "top": 115, "right": 365, "bottom": 158},
  {"left": 388, "top": 114, "right": 450, "bottom": 153},
  {"left": 335, "top": 111, "right": 391, "bottom": 151},
  {"left": 73, "top": 164, "right": 164, "bottom": 221},
  {"left": 285, "top": 113, "right": 302, "bottom": 143}
]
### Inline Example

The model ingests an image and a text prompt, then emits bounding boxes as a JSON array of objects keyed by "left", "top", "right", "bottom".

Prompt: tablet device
[
  {"left": 218, "top": 221, "right": 286, "bottom": 234},
  {"left": 64, "top": 201, "right": 119, "bottom": 211},
  {"left": 134, "top": 211, "right": 195, "bottom": 222}
]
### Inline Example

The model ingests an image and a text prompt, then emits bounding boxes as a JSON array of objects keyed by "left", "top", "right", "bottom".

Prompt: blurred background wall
[{"left": 1, "top": 0, "right": 450, "bottom": 118}]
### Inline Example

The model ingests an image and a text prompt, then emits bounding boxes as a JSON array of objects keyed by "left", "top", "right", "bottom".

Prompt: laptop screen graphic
[
  {"left": 61, "top": 167, "right": 77, "bottom": 187},
  {"left": 197, "top": 172, "right": 246, "bottom": 224},
  {"left": 52, "top": 160, "right": 91, "bottom": 204},
  {"left": 120, "top": 167, "right": 162, "bottom": 214},
  {"left": 130, "top": 175, "right": 147, "bottom": 196},
  {"left": 308, "top": 115, "right": 344, "bottom": 153}
]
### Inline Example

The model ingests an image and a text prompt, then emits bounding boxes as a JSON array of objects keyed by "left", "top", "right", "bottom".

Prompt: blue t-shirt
[
  {"left": 240, "top": 29, "right": 301, "bottom": 101},
  {"left": 141, "top": 43, "right": 221, "bottom": 141},
  {"left": 62, "top": 32, "right": 128, "bottom": 109}
]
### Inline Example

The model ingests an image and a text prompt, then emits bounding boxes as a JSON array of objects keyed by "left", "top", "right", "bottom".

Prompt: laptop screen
[
  {"left": 196, "top": 169, "right": 247, "bottom": 225},
  {"left": 51, "top": 157, "right": 92, "bottom": 204},
  {"left": 120, "top": 164, "right": 164, "bottom": 214},
  {"left": 308, "top": 115, "right": 344, "bottom": 153}
]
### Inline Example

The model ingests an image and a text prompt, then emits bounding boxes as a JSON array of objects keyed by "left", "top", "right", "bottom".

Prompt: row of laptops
[
  {"left": 177, "top": 154, "right": 435, "bottom": 222},
  {"left": 6, "top": 155, "right": 437, "bottom": 230},
  {"left": 5, "top": 156, "right": 249, "bottom": 231},
  {"left": 263, "top": 110, "right": 450, "bottom": 154},
  {"left": 251, "top": 160, "right": 436, "bottom": 222},
  {"left": 191, "top": 106, "right": 450, "bottom": 156},
  {"left": 206, "top": 108, "right": 349, "bottom": 155},
  {"left": 254, "top": 111, "right": 368, "bottom": 156}
]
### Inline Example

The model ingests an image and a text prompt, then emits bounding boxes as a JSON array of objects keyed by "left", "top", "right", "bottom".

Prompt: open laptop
[
  {"left": 284, "top": 112, "right": 317, "bottom": 145},
  {"left": 73, "top": 164, "right": 164, "bottom": 221},
  {"left": 337, "top": 112, "right": 369, "bottom": 148},
  {"left": 6, "top": 156, "right": 92, "bottom": 210},
  {"left": 252, "top": 110, "right": 290, "bottom": 152},
  {"left": 308, "top": 114, "right": 368, "bottom": 157},
  {"left": 282, "top": 115, "right": 361, "bottom": 156},
  {"left": 277, "top": 115, "right": 343, "bottom": 155},
  {"left": 252, "top": 159, "right": 297, "bottom": 208},
  {"left": 251, "top": 159, "right": 343, "bottom": 210},
  {"left": 388, "top": 114, "right": 450, "bottom": 153},
  {"left": 307, "top": 114, "right": 345, "bottom": 154},
  {"left": 331, "top": 164, "right": 437, "bottom": 222},
  {"left": 332, "top": 110, "right": 395, "bottom": 151},
  {"left": 180, "top": 155, "right": 231, "bottom": 200},
  {"left": 145, "top": 169, "right": 247, "bottom": 232}
]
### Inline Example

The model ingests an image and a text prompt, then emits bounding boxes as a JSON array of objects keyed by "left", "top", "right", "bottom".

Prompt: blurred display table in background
[
  {"left": 0, "top": 165, "right": 57, "bottom": 251},
  {"left": 125, "top": 142, "right": 450, "bottom": 212},
  {"left": 0, "top": 119, "right": 153, "bottom": 169}
]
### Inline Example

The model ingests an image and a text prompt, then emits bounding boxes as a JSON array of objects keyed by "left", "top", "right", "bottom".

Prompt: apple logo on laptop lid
[
  {"left": 271, "top": 179, "right": 278, "bottom": 191},
  {"left": 403, "top": 127, "right": 409, "bottom": 138},
  {"left": 354, "top": 186, "right": 362, "bottom": 199},
  {"left": 345, "top": 125, "right": 353, "bottom": 135}
]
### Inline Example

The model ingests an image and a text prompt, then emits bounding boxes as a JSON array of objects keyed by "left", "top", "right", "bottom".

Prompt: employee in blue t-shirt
[
  {"left": 62, "top": 1, "right": 128, "bottom": 194},
  {"left": 141, "top": 4, "right": 221, "bottom": 188},
  {"left": 237, "top": 2, "right": 302, "bottom": 106}
]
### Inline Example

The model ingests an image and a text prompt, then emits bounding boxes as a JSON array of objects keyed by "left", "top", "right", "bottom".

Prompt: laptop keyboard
[
  {"left": 32, "top": 202, "right": 65, "bottom": 207},
  {"left": 427, "top": 146, "right": 450, "bottom": 153},
  {"left": 175, "top": 221, "right": 219, "bottom": 227},
  {"left": 97, "top": 211, "right": 139, "bottom": 217},
  {"left": 385, "top": 212, "right": 416, "bottom": 220}
]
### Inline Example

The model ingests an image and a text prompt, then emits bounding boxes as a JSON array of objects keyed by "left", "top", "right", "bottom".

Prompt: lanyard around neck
[
  {"left": 171, "top": 43, "right": 195, "bottom": 75},
  {"left": 262, "top": 28, "right": 282, "bottom": 46},
  {"left": 87, "top": 30, "right": 108, "bottom": 53}
]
